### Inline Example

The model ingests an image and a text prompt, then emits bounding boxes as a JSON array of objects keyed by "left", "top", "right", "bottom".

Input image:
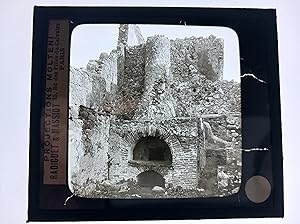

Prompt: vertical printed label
[{"left": 43, "top": 20, "right": 69, "bottom": 184}]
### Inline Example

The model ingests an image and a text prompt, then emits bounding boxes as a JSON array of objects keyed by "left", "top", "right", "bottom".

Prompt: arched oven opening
[{"left": 132, "top": 136, "right": 172, "bottom": 164}]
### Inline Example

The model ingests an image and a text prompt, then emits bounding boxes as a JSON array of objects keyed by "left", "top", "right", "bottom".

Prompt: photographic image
[{"left": 68, "top": 24, "right": 241, "bottom": 198}]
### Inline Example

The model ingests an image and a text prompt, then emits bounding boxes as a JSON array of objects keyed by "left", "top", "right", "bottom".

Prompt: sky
[{"left": 70, "top": 24, "right": 240, "bottom": 81}]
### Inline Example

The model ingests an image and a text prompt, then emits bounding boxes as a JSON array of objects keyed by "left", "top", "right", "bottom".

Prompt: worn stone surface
[{"left": 68, "top": 25, "right": 241, "bottom": 198}]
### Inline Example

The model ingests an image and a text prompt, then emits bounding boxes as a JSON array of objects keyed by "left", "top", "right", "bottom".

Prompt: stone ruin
[{"left": 68, "top": 24, "right": 241, "bottom": 198}]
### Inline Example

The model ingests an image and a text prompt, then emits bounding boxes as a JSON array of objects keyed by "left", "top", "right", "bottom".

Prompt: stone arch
[
  {"left": 137, "top": 170, "right": 165, "bottom": 188},
  {"left": 124, "top": 123, "right": 182, "bottom": 161}
]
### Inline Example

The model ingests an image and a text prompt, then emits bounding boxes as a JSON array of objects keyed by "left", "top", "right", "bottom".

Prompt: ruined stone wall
[
  {"left": 69, "top": 30, "right": 241, "bottom": 197},
  {"left": 198, "top": 114, "right": 242, "bottom": 197},
  {"left": 69, "top": 107, "right": 111, "bottom": 197},
  {"left": 167, "top": 35, "right": 240, "bottom": 118},
  {"left": 69, "top": 67, "right": 93, "bottom": 116},
  {"left": 85, "top": 50, "right": 118, "bottom": 111},
  {"left": 171, "top": 77, "right": 241, "bottom": 117},
  {"left": 68, "top": 66, "right": 93, "bottom": 188},
  {"left": 170, "top": 35, "right": 224, "bottom": 82},
  {"left": 69, "top": 62, "right": 116, "bottom": 196},
  {"left": 74, "top": 34, "right": 239, "bottom": 119},
  {"left": 134, "top": 35, "right": 176, "bottom": 120},
  {"left": 86, "top": 50, "right": 118, "bottom": 91},
  {"left": 115, "top": 45, "right": 146, "bottom": 119}
]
